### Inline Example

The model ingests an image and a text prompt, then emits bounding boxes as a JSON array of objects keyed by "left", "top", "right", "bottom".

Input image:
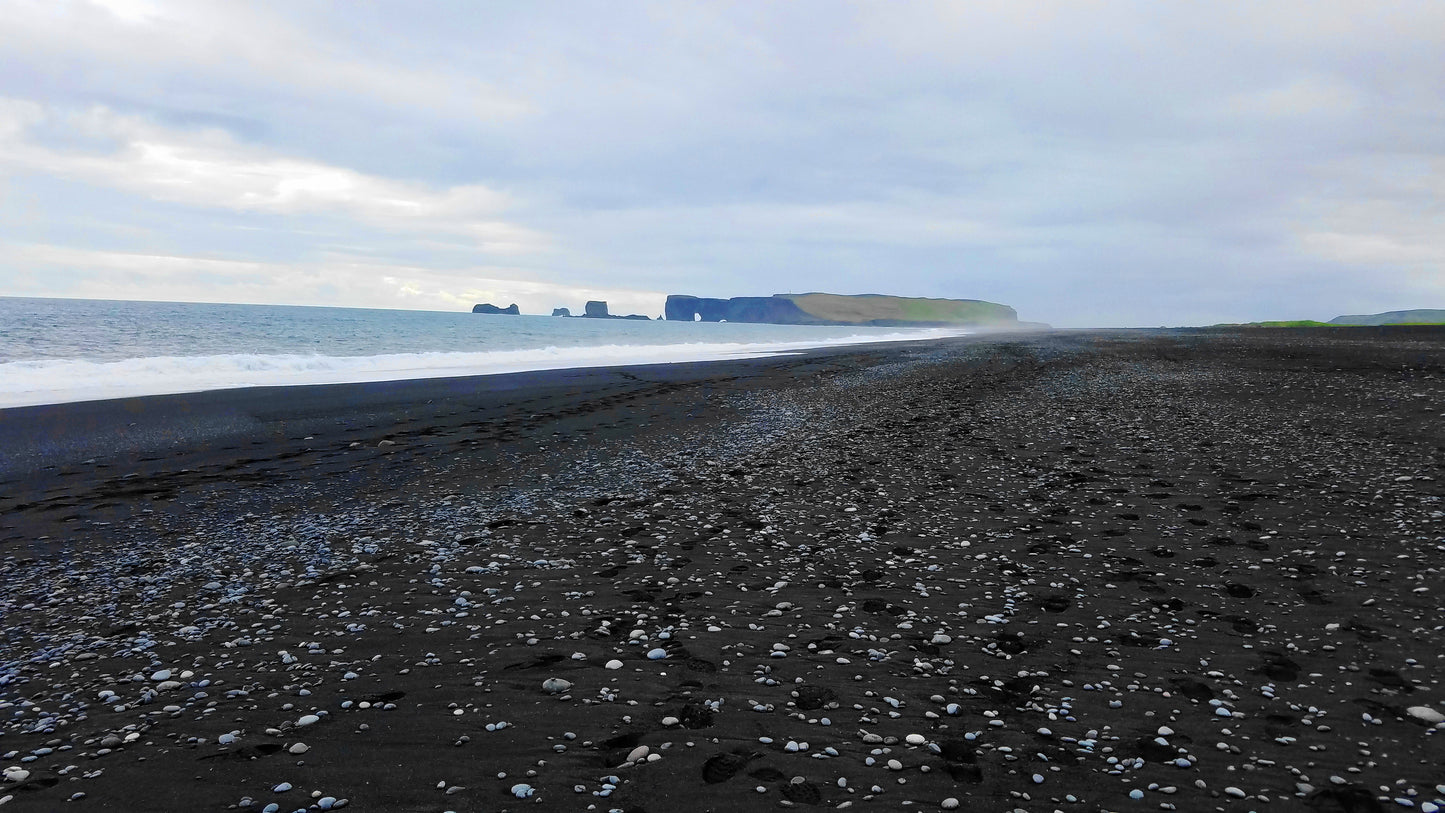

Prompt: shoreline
[
  {"left": 1, "top": 327, "right": 1442, "bottom": 812},
  {"left": 0, "top": 303, "right": 992, "bottom": 411}
]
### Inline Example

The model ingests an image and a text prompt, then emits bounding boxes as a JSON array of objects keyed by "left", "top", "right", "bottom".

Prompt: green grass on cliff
[
  {"left": 782, "top": 293, "right": 1016, "bottom": 324},
  {"left": 1216, "top": 320, "right": 1336, "bottom": 328}
]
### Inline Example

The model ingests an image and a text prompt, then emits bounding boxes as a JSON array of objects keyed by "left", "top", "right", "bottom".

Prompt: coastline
[{"left": 1, "top": 327, "right": 1442, "bottom": 812}]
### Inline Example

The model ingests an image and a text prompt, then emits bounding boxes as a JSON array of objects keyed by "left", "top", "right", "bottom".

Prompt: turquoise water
[{"left": 0, "top": 297, "right": 966, "bottom": 407}]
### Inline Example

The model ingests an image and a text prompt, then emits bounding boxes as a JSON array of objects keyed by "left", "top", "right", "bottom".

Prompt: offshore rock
[
  {"left": 580, "top": 301, "right": 650, "bottom": 320},
  {"left": 552, "top": 307, "right": 572, "bottom": 317},
  {"left": 472, "top": 303, "right": 520, "bottom": 315}
]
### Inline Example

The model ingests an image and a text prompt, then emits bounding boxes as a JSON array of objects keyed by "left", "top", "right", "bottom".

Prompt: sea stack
[
  {"left": 472, "top": 303, "right": 520, "bottom": 315},
  {"left": 584, "top": 300, "right": 610, "bottom": 318}
]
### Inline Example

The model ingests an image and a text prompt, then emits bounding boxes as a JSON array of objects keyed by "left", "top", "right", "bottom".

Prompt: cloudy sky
[{"left": 1, "top": 1, "right": 1441, "bottom": 326}]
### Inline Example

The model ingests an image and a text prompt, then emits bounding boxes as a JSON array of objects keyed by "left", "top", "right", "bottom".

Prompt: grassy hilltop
[{"left": 779, "top": 292, "right": 1018, "bottom": 325}]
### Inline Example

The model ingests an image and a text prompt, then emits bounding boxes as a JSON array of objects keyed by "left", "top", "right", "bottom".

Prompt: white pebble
[{"left": 1406, "top": 706, "right": 1445, "bottom": 724}]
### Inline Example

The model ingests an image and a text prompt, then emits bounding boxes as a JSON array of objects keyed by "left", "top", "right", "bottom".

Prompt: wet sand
[{"left": 0, "top": 328, "right": 1442, "bottom": 812}]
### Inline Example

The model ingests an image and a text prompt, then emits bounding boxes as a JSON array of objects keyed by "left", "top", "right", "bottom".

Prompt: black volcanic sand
[{"left": 0, "top": 328, "right": 1442, "bottom": 813}]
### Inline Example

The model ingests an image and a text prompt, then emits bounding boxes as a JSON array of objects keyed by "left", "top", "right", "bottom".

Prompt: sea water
[{"left": 0, "top": 297, "right": 967, "bottom": 408}]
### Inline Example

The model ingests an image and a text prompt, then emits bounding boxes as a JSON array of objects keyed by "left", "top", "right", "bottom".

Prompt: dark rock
[
  {"left": 702, "top": 751, "right": 757, "bottom": 784},
  {"left": 471, "top": 303, "right": 520, "bottom": 315},
  {"left": 576, "top": 301, "right": 651, "bottom": 320},
  {"left": 551, "top": 307, "right": 571, "bottom": 317},
  {"left": 1305, "top": 785, "right": 1386, "bottom": 813}
]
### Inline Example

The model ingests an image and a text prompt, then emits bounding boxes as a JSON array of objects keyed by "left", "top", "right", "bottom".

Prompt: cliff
[
  {"left": 1329, "top": 309, "right": 1445, "bottom": 326},
  {"left": 665, "top": 293, "right": 1020, "bottom": 327}
]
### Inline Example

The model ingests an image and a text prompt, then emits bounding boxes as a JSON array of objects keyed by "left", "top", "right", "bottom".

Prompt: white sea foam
[{"left": 0, "top": 330, "right": 968, "bottom": 408}]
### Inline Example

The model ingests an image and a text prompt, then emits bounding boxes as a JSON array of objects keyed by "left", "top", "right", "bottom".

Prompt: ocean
[{"left": 0, "top": 297, "right": 968, "bottom": 408}]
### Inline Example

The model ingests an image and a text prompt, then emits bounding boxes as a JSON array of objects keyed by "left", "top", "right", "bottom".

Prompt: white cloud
[
  {"left": 0, "top": 99, "right": 546, "bottom": 253},
  {"left": 1208, "top": 77, "right": 1361, "bottom": 120},
  {"left": 0, "top": 0, "right": 528, "bottom": 122}
]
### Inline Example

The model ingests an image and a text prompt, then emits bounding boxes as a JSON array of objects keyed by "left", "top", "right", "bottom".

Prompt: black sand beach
[{"left": 1, "top": 328, "right": 1442, "bottom": 812}]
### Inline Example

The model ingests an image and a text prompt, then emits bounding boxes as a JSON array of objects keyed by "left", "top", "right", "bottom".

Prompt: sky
[{"left": 0, "top": 1, "right": 1442, "bottom": 327}]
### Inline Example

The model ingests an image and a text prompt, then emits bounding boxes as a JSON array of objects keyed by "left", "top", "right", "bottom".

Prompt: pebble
[
  {"left": 296, "top": 715, "right": 321, "bottom": 727},
  {"left": 541, "top": 678, "right": 573, "bottom": 694},
  {"left": 1406, "top": 706, "right": 1445, "bottom": 724},
  {"left": 627, "top": 745, "right": 650, "bottom": 763},
  {"left": 942, "top": 799, "right": 959, "bottom": 810},
  {"left": 605, "top": 660, "right": 624, "bottom": 670},
  {"left": 645, "top": 648, "right": 667, "bottom": 660}
]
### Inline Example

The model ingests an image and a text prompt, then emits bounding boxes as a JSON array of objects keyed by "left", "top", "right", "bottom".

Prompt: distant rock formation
[
  {"left": 1329, "top": 309, "right": 1445, "bottom": 326},
  {"left": 554, "top": 300, "right": 651, "bottom": 320},
  {"left": 665, "top": 293, "right": 1022, "bottom": 327},
  {"left": 472, "top": 303, "right": 520, "bottom": 315}
]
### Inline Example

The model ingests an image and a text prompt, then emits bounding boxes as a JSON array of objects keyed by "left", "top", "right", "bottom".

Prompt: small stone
[
  {"left": 150, "top": 670, "right": 171, "bottom": 681},
  {"left": 510, "top": 783, "right": 534, "bottom": 798},
  {"left": 661, "top": 716, "right": 680, "bottom": 727},
  {"left": 942, "top": 799, "right": 960, "bottom": 810},
  {"left": 605, "top": 660, "right": 624, "bottom": 670},
  {"left": 646, "top": 648, "right": 667, "bottom": 660},
  {"left": 296, "top": 714, "right": 320, "bottom": 727},
  {"left": 905, "top": 734, "right": 926, "bottom": 746},
  {"left": 627, "top": 745, "right": 650, "bottom": 763},
  {"left": 542, "top": 678, "right": 573, "bottom": 694},
  {"left": 288, "top": 743, "right": 310, "bottom": 755}
]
